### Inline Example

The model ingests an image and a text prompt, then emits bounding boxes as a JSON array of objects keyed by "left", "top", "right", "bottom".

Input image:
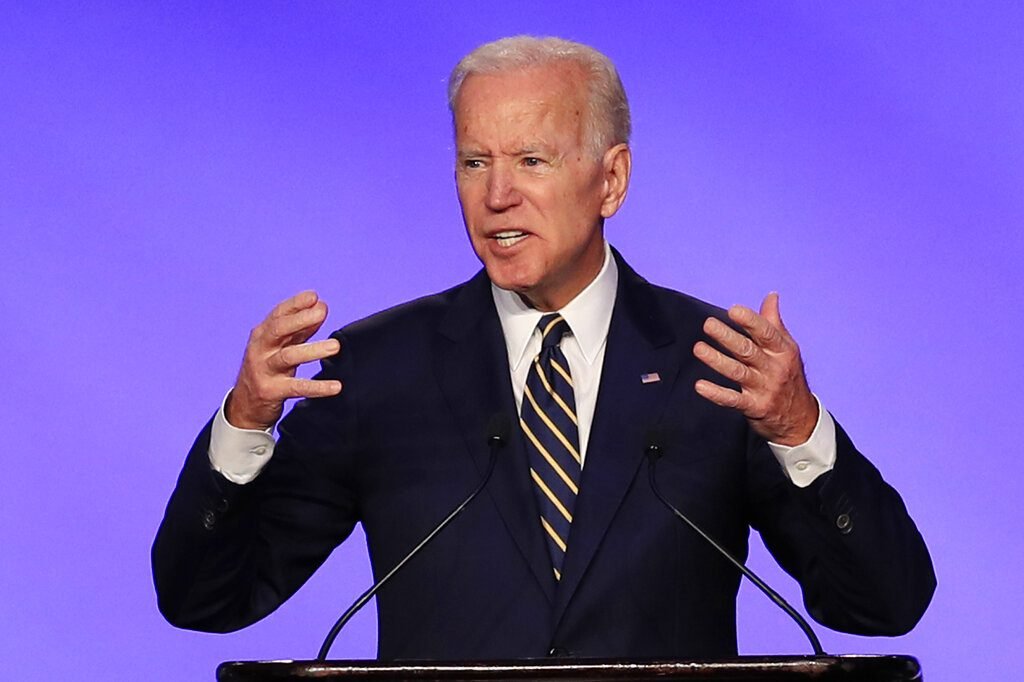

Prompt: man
[{"left": 153, "top": 36, "right": 934, "bottom": 659}]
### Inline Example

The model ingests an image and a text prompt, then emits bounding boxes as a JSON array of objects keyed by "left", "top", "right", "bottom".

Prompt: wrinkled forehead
[{"left": 453, "top": 63, "right": 589, "bottom": 147}]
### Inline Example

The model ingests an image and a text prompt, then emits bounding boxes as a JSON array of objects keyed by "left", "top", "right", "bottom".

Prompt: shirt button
[
  {"left": 836, "top": 513, "right": 852, "bottom": 534},
  {"left": 251, "top": 445, "right": 267, "bottom": 456},
  {"left": 795, "top": 460, "right": 810, "bottom": 472}
]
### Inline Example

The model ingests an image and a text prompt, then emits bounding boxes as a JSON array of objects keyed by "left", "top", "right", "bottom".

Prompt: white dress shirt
[
  {"left": 209, "top": 243, "right": 836, "bottom": 487},
  {"left": 489, "top": 242, "right": 619, "bottom": 465}
]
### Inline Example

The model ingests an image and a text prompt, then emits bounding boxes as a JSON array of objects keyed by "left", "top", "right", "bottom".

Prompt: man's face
[{"left": 454, "top": 63, "right": 629, "bottom": 311}]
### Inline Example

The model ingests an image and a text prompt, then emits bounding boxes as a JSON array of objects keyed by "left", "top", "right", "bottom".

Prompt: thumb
[{"left": 760, "top": 291, "right": 789, "bottom": 334}]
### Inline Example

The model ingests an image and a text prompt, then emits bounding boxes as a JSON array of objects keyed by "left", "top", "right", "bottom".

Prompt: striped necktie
[{"left": 520, "top": 313, "right": 581, "bottom": 582}]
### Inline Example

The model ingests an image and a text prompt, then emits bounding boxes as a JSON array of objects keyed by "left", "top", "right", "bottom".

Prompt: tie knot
[{"left": 537, "top": 314, "right": 570, "bottom": 350}]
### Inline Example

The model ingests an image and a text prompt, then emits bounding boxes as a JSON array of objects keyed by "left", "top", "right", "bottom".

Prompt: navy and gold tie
[{"left": 520, "top": 313, "right": 581, "bottom": 581}]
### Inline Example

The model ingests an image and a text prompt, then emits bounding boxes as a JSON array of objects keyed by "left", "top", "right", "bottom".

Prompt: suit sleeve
[
  {"left": 151, "top": 331, "right": 361, "bottom": 633},
  {"left": 747, "top": 417, "right": 936, "bottom": 636}
]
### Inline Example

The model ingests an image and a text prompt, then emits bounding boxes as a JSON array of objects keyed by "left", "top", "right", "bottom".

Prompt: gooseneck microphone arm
[
  {"left": 316, "top": 414, "right": 511, "bottom": 661},
  {"left": 645, "top": 438, "right": 826, "bottom": 656}
]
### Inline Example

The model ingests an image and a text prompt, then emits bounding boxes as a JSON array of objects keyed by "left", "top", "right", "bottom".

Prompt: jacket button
[
  {"left": 548, "top": 646, "right": 569, "bottom": 657},
  {"left": 202, "top": 510, "right": 216, "bottom": 531},
  {"left": 836, "top": 513, "right": 852, "bottom": 534}
]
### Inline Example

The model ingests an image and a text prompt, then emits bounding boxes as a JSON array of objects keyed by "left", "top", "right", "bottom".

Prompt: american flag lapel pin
[{"left": 640, "top": 372, "right": 661, "bottom": 384}]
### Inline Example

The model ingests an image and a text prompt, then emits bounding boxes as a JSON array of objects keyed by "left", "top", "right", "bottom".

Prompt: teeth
[{"left": 494, "top": 231, "right": 527, "bottom": 248}]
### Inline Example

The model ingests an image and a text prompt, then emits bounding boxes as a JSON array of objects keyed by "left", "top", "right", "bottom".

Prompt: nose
[{"left": 485, "top": 163, "right": 522, "bottom": 211}]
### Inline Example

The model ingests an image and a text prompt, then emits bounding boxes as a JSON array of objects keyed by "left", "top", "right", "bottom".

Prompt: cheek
[
  {"left": 455, "top": 179, "right": 470, "bottom": 205},
  {"left": 554, "top": 186, "right": 594, "bottom": 228},
  {"left": 456, "top": 185, "right": 482, "bottom": 224}
]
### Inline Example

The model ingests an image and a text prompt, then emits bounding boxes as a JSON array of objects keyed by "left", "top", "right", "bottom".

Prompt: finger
[
  {"left": 694, "top": 379, "right": 751, "bottom": 412},
  {"left": 270, "top": 290, "right": 319, "bottom": 319},
  {"left": 702, "top": 316, "right": 763, "bottom": 365},
  {"left": 693, "top": 341, "right": 758, "bottom": 387},
  {"left": 282, "top": 377, "right": 343, "bottom": 399},
  {"left": 726, "top": 304, "right": 785, "bottom": 352},
  {"left": 759, "top": 291, "right": 792, "bottom": 335},
  {"left": 270, "top": 338, "right": 341, "bottom": 373},
  {"left": 265, "top": 301, "right": 330, "bottom": 343}
]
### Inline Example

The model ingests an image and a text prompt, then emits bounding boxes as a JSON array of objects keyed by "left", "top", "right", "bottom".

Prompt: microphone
[
  {"left": 316, "top": 413, "right": 511, "bottom": 660},
  {"left": 645, "top": 431, "right": 826, "bottom": 656}
]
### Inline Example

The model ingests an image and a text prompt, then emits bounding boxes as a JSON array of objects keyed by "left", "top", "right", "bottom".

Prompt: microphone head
[
  {"left": 485, "top": 413, "right": 511, "bottom": 447},
  {"left": 644, "top": 428, "right": 665, "bottom": 462}
]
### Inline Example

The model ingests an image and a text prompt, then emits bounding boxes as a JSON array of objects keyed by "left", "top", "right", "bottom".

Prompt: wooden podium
[{"left": 217, "top": 655, "right": 922, "bottom": 681}]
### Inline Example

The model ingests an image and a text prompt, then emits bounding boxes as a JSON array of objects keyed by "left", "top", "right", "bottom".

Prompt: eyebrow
[
  {"left": 457, "top": 145, "right": 552, "bottom": 158},
  {"left": 456, "top": 148, "right": 492, "bottom": 158}
]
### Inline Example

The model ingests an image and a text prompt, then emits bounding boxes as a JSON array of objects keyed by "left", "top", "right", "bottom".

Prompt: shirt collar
[{"left": 491, "top": 242, "right": 619, "bottom": 370}]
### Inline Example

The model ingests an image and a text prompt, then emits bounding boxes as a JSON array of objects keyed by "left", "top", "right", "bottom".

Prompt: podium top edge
[{"left": 217, "top": 655, "right": 923, "bottom": 681}]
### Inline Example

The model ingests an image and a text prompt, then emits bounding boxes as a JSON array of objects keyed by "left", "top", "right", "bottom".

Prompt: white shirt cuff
[
  {"left": 767, "top": 395, "right": 836, "bottom": 488},
  {"left": 208, "top": 390, "right": 277, "bottom": 485}
]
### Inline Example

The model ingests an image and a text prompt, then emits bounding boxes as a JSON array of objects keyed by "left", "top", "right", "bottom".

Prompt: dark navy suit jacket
[{"left": 153, "top": 251, "right": 935, "bottom": 659}]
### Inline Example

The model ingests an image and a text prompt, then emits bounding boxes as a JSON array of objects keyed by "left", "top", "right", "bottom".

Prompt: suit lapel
[
  {"left": 552, "top": 253, "right": 684, "bottom": 626},
  {"left": 431, "top": 254, "right": 693, "bottom": 623},
  {"left": 433, "top": 272, "right": 556, "bottom": 605}
]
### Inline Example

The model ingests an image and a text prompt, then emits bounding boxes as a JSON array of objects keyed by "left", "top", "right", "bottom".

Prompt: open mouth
[{"left": 492, "top": 230, "right": 528, "bottom": 247}]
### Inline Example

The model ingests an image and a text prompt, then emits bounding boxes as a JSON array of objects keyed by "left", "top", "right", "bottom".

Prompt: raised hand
[
  {"left": 226, "top": 290, "right": 342, "bottom": 431},
  {"left": 693, "top": 292, "right": 818, "bottom": 446}
]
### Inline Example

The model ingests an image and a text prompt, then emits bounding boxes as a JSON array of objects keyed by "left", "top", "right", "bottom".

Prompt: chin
[
  {"left": 482, "top": 259, "right": 535, "bottom": 291},
  {"left": 489, "top": 274, "right": 537, "bottom": 297}
]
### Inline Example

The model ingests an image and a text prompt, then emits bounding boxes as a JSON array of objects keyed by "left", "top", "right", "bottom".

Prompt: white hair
[{"left": 447, "top": 36, "right": 631, "bottom": 157}]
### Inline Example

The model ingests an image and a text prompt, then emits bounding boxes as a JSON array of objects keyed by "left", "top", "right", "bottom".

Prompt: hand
[
  {"left": 226, "top": 290, "right": 342, "bottom": 431},
  {"left": 693, "top": 292, "right": 818, "bottom": 446}
]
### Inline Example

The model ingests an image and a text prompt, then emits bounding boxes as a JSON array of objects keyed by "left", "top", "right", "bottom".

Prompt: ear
[{"left": 599, "top": 143, "right": 632, "bottom": 219}]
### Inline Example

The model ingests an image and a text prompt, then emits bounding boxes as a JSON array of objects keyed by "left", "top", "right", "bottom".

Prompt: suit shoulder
[
  {"left": 651, "top": 282, "right": 727, "bottom": 317},
  {"left": 635, "top": 278, "right": 732, "bottom": 332},
  {"left": 333, "top": 271, "right": 487, "bottom": 343},
  {"left": 613, "top": 248, "right": 730, "bottom": 327}
]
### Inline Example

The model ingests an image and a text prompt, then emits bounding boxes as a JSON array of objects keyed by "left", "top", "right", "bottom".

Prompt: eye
[
  {"left": 522, "top": 157, "right": 543, "bottom": 167},
  {"left": 462, "top": 158, "right": 485, "bottom": 169}
]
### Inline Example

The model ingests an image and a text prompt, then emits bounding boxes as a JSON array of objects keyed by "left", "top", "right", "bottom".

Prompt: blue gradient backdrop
[{"left": 2, "top": 3, "right": 1021, "bottom": 679}]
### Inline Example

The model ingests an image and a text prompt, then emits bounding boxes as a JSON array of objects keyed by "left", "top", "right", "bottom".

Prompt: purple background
[{"left": 2, "top": 3, "right": 1021, "bottom": 679}]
